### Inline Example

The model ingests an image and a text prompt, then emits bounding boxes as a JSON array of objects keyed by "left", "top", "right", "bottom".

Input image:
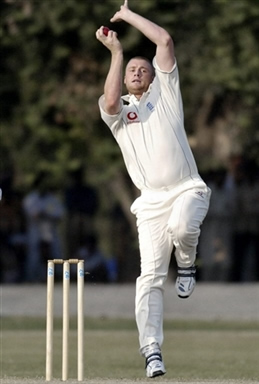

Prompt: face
[{"left": 124, "top": 58, "right": 154, "bottom": 98}]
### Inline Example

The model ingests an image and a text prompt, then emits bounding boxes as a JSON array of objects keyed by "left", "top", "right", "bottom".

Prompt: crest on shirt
[
  {"left": 127, "top": 112, "right": 138, "bottom": 120},
  {"left": 127, "top": 111, "right": 140, "bottom": 123}
]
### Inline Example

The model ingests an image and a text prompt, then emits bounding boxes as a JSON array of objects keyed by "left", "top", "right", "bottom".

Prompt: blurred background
[{"left": 1, "top": 0, "right": 259, "bottom": 284}]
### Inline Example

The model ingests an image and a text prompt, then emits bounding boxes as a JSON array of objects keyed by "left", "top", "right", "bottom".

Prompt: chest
[{"left": 122, "top": 87, "right": 162, "bottom": 125}]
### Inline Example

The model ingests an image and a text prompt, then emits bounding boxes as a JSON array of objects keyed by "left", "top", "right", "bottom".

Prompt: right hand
[{"left": 95, "top": 26, "right": 122, "bottom": 53}]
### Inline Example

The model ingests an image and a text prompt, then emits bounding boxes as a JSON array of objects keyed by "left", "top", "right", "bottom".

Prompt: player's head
[{"left": 124, "top": 56, "right": 155, "bottom": 98}]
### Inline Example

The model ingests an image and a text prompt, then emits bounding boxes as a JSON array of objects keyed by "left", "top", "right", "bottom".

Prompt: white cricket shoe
[
  {"left": 144, "top": 343, "right": 166, "bottom": 378},
  {"left": 175, "top": 265, "right": 196, "bottom": 299},
  {"left": 146, "top": 353, "right": 166, "bottom": 378}
]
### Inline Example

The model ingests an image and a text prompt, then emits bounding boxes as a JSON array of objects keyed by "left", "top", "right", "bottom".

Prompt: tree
[{"left": 1, "top": 0, "right": 259, "bottom": 272}]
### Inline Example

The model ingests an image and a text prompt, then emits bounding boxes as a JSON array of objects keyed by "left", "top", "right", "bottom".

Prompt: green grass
[{"left": 1, "top": 317, "right": 259, "bottom": 381}]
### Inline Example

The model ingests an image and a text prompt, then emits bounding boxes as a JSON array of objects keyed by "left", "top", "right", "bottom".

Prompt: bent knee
[{"left": 168, "top": 222, "right": 200, "bottom": 249}]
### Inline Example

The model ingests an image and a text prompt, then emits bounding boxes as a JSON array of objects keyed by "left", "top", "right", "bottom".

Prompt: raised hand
[
  {"left": 110, "top": 0, "right": 129, "bottom": 23},
  {"left": 95, "top": 26, "right": 122, "bottom": 53}
]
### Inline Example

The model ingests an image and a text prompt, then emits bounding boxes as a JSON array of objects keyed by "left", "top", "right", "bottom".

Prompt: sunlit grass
[{"left": 1, "top": 318, "right": 259, "bottom": 381}]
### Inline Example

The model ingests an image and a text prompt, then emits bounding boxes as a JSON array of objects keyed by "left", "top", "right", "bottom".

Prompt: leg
[
  {"left": 135, "top": 210, "right": 171, "bottom": 378},
  {"left": 167, "top": 187, "right": 210, "bottom": 298},
  {"left": 167, "top": 187, "right": 211, "bottom": 268},
  {"left": 132, "top": 196, "right": 173, "bottom": 352}
]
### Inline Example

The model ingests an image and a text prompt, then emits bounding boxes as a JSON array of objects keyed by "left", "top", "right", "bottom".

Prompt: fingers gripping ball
[{"left": 103, "top": 26, "right": 110, "bottom": 36}]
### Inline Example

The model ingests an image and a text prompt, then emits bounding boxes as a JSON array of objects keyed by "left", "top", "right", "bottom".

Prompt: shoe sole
[
  {"left": 177, "top": 286, "right": 195, "bottom": 299},
  {"left": 149, "top": 370, "right": 165, "bottom": 378}
]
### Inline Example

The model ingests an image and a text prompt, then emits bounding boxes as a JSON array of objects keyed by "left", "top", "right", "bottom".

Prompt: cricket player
[{"left": 96, "top": 0, "right": 211, "bottom": 378}]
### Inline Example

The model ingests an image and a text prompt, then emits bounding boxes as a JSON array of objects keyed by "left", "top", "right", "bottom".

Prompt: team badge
[{"left": 127, "top": 112, "right": 138, "bottom": 120}]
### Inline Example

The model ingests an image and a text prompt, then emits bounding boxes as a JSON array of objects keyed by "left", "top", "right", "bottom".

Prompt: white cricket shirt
[{"left": 99, "top": 58, "right": 200, "bottom": 191}]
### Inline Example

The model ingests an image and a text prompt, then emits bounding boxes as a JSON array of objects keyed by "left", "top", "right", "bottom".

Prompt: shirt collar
[{"left": 122, "top": 83, "right": 153, "bottom": 104}]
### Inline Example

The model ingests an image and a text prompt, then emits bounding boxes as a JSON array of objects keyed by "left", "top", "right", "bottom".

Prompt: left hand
[{"left": 110, "top": 0, "right": 129, "bottom": 23}]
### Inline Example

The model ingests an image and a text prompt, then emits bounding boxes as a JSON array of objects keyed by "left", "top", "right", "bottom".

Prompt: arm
[
  {"left": 111, "top": 0, "right": 175, "bottom": 71},
  {"left": 96, "top": 27, "right": 123, "bottom": 115}
]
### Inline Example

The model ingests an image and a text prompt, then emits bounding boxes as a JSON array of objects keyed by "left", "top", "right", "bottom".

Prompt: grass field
[{"left": 1, "top": 317, "right": 259, "bottom": 383}]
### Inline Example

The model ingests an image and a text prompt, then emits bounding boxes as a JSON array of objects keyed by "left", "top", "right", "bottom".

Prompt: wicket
[{"left": 46, "top": 259, "right": 85, "bottom": 381}]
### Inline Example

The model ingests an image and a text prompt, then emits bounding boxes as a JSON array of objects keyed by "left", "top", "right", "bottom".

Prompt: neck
[{"left": 130, "top": 92, "right": 143, "bottom": 100}]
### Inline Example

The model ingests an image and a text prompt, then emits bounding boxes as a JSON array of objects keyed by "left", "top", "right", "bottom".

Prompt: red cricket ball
[{"left": 103, "top": 27, "right": 110, "bottom": 36}]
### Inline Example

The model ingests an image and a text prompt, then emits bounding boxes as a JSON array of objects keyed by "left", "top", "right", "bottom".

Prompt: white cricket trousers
[{"left": 130, "top": 177, "right": 211, "bottom": 353}]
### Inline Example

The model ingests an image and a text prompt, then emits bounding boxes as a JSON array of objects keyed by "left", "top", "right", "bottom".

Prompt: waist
[{"left": 140, "top": 175, "right": 206, "bottom": 195}]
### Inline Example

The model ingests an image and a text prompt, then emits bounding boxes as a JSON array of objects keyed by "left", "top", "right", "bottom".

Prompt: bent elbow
[{"left": 162, "top": 31, "right": 173, "bottom": 48}]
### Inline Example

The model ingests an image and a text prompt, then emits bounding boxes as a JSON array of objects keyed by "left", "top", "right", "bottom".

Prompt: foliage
[
  {"left": 1, "top": 0, "right": 259, "bottom": 186},
  {"left": 1, "top": 0, "right": 117, "bottom": 187},
  {"left": 1, "top": 0, "right": 259, "bottom": 240}
]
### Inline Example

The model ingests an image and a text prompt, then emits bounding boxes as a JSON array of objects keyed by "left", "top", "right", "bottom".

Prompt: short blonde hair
[{"left": 126, "top": 56, "right": 155, "bottom": 77}]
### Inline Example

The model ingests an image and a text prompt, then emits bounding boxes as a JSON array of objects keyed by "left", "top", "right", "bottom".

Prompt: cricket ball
[{"left": 103, "top": 27, "right": 110, "bottom": 36}]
